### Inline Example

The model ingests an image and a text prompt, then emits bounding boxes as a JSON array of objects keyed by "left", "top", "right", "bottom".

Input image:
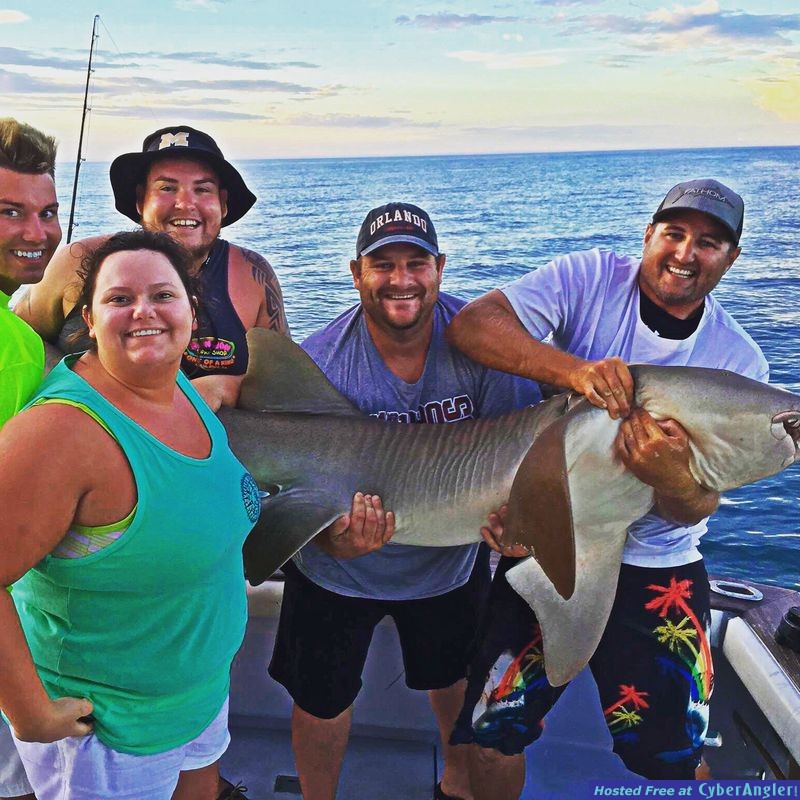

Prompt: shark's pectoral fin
[
  {"left": 505, "top": 402, "right": 656, "bottom": 686},
  {"left": 243, "top": 487, "right": 344, "bottom": 586},
  {"left": 506, "top": 524, "right": 626, "bottom": 687},
  {"left": 503, "top": 412, "right": 575, "bottom": 600}
]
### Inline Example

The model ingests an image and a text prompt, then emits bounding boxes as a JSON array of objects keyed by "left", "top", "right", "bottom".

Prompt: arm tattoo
[{"left": 242, "top": 247, "right": 290, "bottom": 335}]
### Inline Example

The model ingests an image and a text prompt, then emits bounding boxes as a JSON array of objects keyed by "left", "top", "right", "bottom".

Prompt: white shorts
[
  {"left": 0, "top": 722, "right": 33, "bottom": 796},
  {"left": 11, "top": 698, "right": 229, "bottom": 800}
]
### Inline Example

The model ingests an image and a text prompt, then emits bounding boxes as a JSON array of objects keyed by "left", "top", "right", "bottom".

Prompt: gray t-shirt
[{"left": 293, "top": 292, "right": 540, "bottom": 600}]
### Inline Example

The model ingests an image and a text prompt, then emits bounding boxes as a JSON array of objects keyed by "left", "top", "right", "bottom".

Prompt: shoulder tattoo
[{"left": 241, "top": 247, "right": 290, "bottom": 334}]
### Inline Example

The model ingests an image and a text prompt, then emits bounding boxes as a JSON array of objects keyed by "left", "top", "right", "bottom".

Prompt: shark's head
[{"left": 632, "top": 366, "right": 800, "bottom": 493}]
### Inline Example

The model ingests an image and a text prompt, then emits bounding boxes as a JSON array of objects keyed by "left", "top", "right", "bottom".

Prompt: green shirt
[{"left": 0, "top": 290, "right": 44, "bottom": 428}]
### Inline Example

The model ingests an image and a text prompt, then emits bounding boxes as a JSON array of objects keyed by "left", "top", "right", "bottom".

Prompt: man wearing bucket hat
[
  {"left": 17, "top": 125, "right": 288, "bottom": 411},
  {"left": 266, "top": 202, "right": 538, "bottom": 800},
  {"left": 444, "top": 179, "right": 768, "bottom": 795}
]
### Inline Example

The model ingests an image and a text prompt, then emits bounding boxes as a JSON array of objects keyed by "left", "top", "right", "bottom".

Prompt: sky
[{"left": 1, "top": 0, "right": 799, "bottom": 162}]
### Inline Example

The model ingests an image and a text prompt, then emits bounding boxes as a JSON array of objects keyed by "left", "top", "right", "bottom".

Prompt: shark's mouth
[
  {"left": 772, "top": 411, "right": 800, "bottom": 469},
  {"left": 774, "top": 410, "right": 800, "bottom": 449}
]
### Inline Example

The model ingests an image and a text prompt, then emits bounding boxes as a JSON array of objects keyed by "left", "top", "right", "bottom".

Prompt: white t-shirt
[{"left": 502, "top": 247, "right": 769, "bottom": 567}]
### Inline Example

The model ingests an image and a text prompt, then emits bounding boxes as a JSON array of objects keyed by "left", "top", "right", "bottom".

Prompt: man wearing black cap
[
  {"left": 17, "top": 125, "right": 288, "bottom": 411},
  {"left": 267, "top": 202, "right": 538, "bottom": 800},
  {"left": 444, "top": 179, "right": 768, "bottom": 795}
]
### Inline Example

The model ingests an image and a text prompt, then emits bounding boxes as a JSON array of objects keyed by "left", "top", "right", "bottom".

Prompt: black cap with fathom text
[{"left": 652, "top": 178, "right": 743, "bottom": 245}]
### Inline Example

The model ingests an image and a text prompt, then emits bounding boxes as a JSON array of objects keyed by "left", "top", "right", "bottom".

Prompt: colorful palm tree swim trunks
[{"left": 451, "top": 557, "right": 711, "bottom": 779}]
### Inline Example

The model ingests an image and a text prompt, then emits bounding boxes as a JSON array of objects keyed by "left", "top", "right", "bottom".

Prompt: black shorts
[
  {"left": 269, "top": 547, "right": 490, "bottom": 719},
  {"left": 451, "top": 557, "right": 712, "bottom": 779}
]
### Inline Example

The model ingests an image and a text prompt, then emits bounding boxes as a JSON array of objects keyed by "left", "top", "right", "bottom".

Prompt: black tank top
[{"left": 57, "top": 238, "right": 250, "bottom": 376}]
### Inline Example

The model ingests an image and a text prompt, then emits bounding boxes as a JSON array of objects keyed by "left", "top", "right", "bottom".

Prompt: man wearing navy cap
[
  {"left": 268, "top": 202, "right": 539, "bottom": 800},
  {"left": 445, "top": 179, "right": 768, "bottom": 795},
  {"left": 17, "top": 125, "right": 288, "bottom": 412}
]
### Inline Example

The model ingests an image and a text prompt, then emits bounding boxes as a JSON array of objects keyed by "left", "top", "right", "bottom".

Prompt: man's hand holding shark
[
  {"left": 618, "top": 409, "right": 719, "bottom": 526},
  {"left": 314, "top": 492, "right": 395, "bottom": 559}
]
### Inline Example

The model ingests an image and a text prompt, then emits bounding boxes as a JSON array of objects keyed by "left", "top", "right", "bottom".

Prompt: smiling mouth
[
  {"left": 170, "top": 219, "right": 199, "bottom": 229},
  {"left": 12, "top": 249, "right": 44, "bottom": 259},
  {"left": 128, "top": 329, "right": 164, "bottom": 338},
  {"left": 666, "top": 265, "right": 694, "bottom": 278},
  {"left": 382, "top": 293, "right": 418, "bottom": 301}
]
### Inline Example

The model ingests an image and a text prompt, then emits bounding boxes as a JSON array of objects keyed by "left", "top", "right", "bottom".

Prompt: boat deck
[
  {"left": 222, "top": 668, "right": 637, "bottom": 799},
  {"left": 221, "top": 576, "right": 800, "bottom": 798}
]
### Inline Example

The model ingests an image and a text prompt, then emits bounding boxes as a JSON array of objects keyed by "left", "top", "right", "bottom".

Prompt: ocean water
[{"left": 57, "top": 146, "right": 800, "bottom": 589}]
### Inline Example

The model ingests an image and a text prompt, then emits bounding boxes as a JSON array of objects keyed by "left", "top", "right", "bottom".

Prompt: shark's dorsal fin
[
  {"left": 503, "top": 408, "right": 577, "bottom": 600},
  {"left": 239, "top": 329, "right": 361, "bottom": 416}
]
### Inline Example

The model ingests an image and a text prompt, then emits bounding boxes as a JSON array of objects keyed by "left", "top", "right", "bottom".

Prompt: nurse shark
[{"left": 219, "top": 329, "right": 800, "bottom": 686}]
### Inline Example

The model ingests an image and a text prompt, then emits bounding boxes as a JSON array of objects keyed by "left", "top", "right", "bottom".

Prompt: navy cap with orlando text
[{"left": 356, "top": 202, "right": 439, "bottom": 258}]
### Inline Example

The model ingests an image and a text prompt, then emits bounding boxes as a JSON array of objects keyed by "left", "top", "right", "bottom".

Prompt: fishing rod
[{"left": 66, "top": 14, "right": 100, "bottom": 244}]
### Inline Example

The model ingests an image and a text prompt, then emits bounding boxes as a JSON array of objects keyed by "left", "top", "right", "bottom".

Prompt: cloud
[
  {"left": 597, "top": 53, "right": 646, "bottom": 69},
  {"left": 749, "top": 73, "right": 800, "bottom": 122},
  {"left": 93, "top": 75, "right": 318, "bottom": 95},
  {"left": 176, "top": 54, "right": 319, "bottom": 70},
  {"left": 292, "top": 84, "right": 347, "bottom": 102},
  {"left": 0, "top": 47, "right": 94, "bottom": 71},
  {"left": 645, "top": 1, "right": 800, "bottom": 42},
  {"left": 100, "top": 50, "right": 320, "bottom": 70},
  {"left": 0, "top": 45, "right": 321, "bottom": 75},
  {"left": 0, "top": 68, "right": 75, "bottom": 94},
  {"left": 396, "top": 13, "right": 525, "bottom": 30},
  {"left": 576, "top": 2, "right": 800, "bottom": 51},
  {"left": 0, "top": 10, "right": 28, "bottom": 23},
  {"left": 92, "top": 104, "right": 264, "bottom": 121},
  {"left": 448, "top": 50, "right": 564, "bottom": 69},
  {"left": 286, "top": 113, "right": 440, "bottom": 129}
]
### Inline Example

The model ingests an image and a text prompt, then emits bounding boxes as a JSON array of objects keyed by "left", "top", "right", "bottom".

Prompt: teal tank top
[{"left": 12, "top": 355, "right": 261, "bottom": 755}]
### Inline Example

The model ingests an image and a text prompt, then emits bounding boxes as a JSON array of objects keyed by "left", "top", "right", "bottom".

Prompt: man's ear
[
  {"left": 220, "top": 188, "right": 229, "bottom": 221},
  {"left": 436, "top": 253, "right": 446, "bottom": 280},
  {"left": 135, "top": 185, "right": 145, "bottom": 219},
  {"left": 350, "top": 258, "right": 361, "bottom": 288},
  {"left": 643, "top": 222, "right": 655, "bottom": 249},
  {"left": 724, "top": 245, "right": 741, "bottom": 275}
]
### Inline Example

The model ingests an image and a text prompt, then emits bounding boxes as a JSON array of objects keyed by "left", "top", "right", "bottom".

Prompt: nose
[
  {"left": 389, "top": 263, "right": 415, "bottom": 286},
  {"left": 21, "top": 213, "right": 46, "bottom": 244},
  {"left": 173, "top": 185, "right": 195, "bottom": 209},
  {"left": 131, "top": 296, "right": 156, "bottom": 319},
  {"left": 673, "top": 237, "right": 696, "bottom": 264}
]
